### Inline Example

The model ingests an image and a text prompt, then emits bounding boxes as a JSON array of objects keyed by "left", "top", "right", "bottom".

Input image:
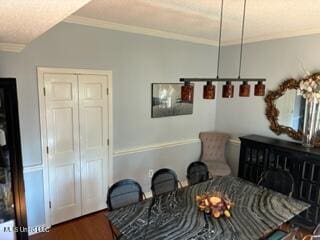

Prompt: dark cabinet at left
[{"left": 0, "top": 78, "right": 28, "bottom": 240}]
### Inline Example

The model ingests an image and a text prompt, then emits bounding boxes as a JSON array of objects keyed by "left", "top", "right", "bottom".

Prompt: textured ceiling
[
  {"left": 2, "top": 0, "right": 320, "bottom": 48},
  {"left": 74, "top": 0, "right": 320, "bottom": 44},
  {"left": 0, "top": 0, "right": 91, "bottom": 44}
]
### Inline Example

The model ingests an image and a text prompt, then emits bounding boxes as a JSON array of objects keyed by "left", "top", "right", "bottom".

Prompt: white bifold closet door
[
  {"left": 78, "top": 75, "right": 109, "bottom": 215},
  {"left": 44, "top": 73, "right": 109, "bottom": 225}
]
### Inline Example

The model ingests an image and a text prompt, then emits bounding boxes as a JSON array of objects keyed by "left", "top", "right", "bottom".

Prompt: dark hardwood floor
[{"left": 30, "top": 211, "right": 113, "bottom": 240}]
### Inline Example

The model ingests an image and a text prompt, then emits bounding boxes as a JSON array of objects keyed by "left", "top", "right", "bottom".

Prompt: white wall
[
  {"left": 218, "top": 33, "right": 320, "bottom": 176},
  {"left": 0, "top": 22, "right": 217, "bottom": 227}
]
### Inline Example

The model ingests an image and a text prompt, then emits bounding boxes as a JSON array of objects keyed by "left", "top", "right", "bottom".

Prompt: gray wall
[
  {"left": 0, "top": 22, "right": 217, "bottom": 227},
  {"left": 218, "top": 33, "right": 320, "bottom": 176}
]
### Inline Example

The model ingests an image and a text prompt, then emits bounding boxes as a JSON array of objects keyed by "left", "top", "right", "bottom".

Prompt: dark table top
[{"left": 107, "top": 176, "right": 309, "bottom": 240}]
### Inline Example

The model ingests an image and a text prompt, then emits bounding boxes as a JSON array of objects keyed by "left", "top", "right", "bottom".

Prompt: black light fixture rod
[
  {"left": 216, "top": 0, "right": 224, "bottom": 78},
  {"left": 180, "top": 78, "right": 266, "bottom": 82},
  {"left": 238, "top": 0, "right": 247, "bottom": 78}
]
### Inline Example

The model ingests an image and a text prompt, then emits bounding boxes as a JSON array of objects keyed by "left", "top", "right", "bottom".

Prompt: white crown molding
[
  {"left": 223, "top": 28, "right": 320, "bottom": 46},
  {"left": 114, "top": 138, "right": 201, "bottom": 157},
  {"left": 65, "top": 15, "right": 320, "bottom": 47},
  {"left": 0, "top": 42, "right": 25, "bottom": 53},
  {"left": 64, "top": 15, "right": 218, "bottom": 46},
  {"left": 1, "top": 17, "right": 319, "bottom": 53}
]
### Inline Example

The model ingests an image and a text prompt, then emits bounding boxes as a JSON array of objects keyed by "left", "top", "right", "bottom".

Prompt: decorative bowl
[{"left": 196, "top": 192, "right": 233, "bottom": 218}]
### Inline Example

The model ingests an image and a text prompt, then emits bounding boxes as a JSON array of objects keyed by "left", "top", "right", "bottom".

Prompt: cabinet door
[
  {"left": 78, "top": 74, "right": 109, "bottom": 214},
  {"left": 297, "top": 156, "right": 320, "bottom": 225},
  {"left": 45, "top": 73, "right": 81, "bottom": 224},
  {"left": 239, "top": 143, "right": 267, "bottom": 183}
]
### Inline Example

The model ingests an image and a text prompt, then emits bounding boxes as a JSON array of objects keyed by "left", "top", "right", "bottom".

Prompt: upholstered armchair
[{"left": 199, "top": 132, "right": 231, "bottom": 176}]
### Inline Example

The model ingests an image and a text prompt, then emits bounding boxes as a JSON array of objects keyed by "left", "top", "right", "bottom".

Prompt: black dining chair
[
  {"left": 107, "top": 179, "right": 145, "bottom": 210},
  {"left": 258, "top": 168, "right": 294, "bottom": 197},
  {"left": 151, "top": 168, "right": 181, "bottom": 196},
  {"left": 107, "top": 179, "right": 145, "bottom": 239},
  {"left": 187, "top": 161, "right": 210, "bottom": 185}
]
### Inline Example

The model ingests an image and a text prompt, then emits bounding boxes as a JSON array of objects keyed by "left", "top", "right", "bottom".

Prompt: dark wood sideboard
[{"left": 238, "top": 134, "right": 320, "bottom": 226}]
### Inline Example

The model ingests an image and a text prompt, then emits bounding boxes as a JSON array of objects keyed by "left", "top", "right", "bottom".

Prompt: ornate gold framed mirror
[
  {"left": 265, "top": 79, "right": 303, "bottom": 139},
  {"left": 265, "top": 73, "right": 320, "bottom": 147}
]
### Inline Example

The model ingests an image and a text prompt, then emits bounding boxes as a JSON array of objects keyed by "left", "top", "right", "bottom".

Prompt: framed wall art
[{"left": 151, "top": 83, "right": 193, "bottom": 118}]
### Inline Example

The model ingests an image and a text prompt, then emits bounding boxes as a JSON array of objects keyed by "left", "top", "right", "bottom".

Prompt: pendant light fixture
[
  {"left": 223, "top": 81, "right": 234, "bottom": 98},
  {"left": 239, "top": 81, "right": 250, "bottom": 97},
  {"left": 203, "top": 81, "right": 215, "bottom": 99},
  {"left": 181, "top": 81, "right": 193, "bottom": 102},
  {"left": 254, "top": 81, "right": 265, "bottom": 96},
  {"left": 180, "top": 0, "right": 266, "bottom": 99}
]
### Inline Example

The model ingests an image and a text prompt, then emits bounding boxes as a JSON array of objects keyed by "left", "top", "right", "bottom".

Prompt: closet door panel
[
  {"left": 44, "top": 73, "right": 81, "bottom": 225},
  {"left": 79, "top": 74, "right": 109, "bottom": 214}
]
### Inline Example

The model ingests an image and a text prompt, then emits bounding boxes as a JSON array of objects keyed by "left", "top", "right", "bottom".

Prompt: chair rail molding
[
  {"left": 23, "top": 165, "right": 43, "bottom": 173},
  {"left": 113, "top": 138, "right": 200, "bottom": 157},
  {"left": 113, "top": 138, "right": 240, "bottom": 157},
  {"left": 229, "top": 138, "right": 241, "bottom": 145}
]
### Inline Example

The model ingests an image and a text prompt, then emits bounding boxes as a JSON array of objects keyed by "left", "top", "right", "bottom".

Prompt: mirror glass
[{"left": 275, "top": 89, "right": 305, "bottom": 131}]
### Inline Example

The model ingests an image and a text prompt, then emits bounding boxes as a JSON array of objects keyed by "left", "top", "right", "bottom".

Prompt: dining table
[{"left": 107, "top": 175, "right": 310, "bottom": 240}]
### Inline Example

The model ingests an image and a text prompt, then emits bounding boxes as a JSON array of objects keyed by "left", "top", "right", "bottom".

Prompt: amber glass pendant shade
[
  {"left": 254, "top": 81, "right": 265, "bottom": 96},
  {"left": 181, "top": 82, "right": 193, "bottom": 102},
  {"left": 222, "top": 81, "right": 234, "bottom": 98},
  {"left": 203, "top": 82, "right": 215, "bottom": 99},
  {"left": 239, "top": 81, "right": 250, "bottom": 97}
]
